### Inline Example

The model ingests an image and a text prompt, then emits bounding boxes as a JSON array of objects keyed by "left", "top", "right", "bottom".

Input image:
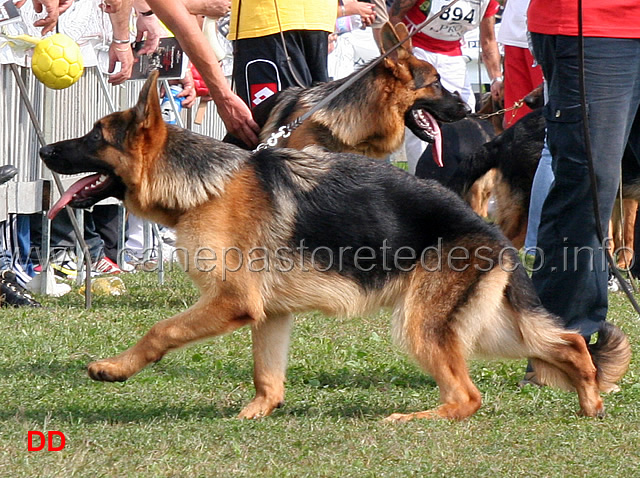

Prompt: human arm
[
  {"left": 479, "top": 15, "right": 503, "bottom": 102},
  {"left": 133, "top": 0, "right": 163, "bottom": 55},
  {"left": 388, "top": 0, "right": 417, "bottom": 26},
  {"left": 107, "top": 0, "right": 134, "bottom": 85},
  {"left": 185, "top": 0, "right": 231, "bottom": 19},
  {"left": 146, "top": 0, "right": 259, "bottom": 146}
]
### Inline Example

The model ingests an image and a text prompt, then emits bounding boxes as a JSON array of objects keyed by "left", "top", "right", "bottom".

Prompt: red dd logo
[{"left": 27, "top": 431, "right": 66, "bottom": 451}]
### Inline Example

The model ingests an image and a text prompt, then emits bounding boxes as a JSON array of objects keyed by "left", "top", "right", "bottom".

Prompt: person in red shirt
[{"left": 526, "top": 0, "right": 640, "bottom": 379}]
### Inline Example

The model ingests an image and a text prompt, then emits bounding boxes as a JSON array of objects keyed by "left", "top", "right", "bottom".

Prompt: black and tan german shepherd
[
  {"left": 255, "top": 23, "right": 468, "bottom": 165},
  {"left": 39, "top": 72, "right": 630, "bottom": 421}
]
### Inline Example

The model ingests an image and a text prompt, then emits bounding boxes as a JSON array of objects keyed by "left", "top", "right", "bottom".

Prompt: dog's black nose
[{"left": 39, "top": 144, "right": 56, "bottom": 161}]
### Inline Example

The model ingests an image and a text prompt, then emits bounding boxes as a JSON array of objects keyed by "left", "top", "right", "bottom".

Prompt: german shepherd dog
[
  {"left": 415, "top": 116, "right": 497, "bottom": 217},
  {"left": 257, "top": 23, "right": 468, "bottom": 166},
  {"left": 40, "top": 72, "right": 630, "bottom": 421},
  {"left": 414, "top": 85, "right": 546, "bottom": 239}
]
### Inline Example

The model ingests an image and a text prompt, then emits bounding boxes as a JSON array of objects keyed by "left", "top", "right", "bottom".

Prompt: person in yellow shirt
[{"left": 228, "top": 0, "right": 337, "bottom": 110}]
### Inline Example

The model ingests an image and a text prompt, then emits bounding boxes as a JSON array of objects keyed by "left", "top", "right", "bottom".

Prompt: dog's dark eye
[{"left": 90, "top": 129, "right": 102, "bottom": 142}]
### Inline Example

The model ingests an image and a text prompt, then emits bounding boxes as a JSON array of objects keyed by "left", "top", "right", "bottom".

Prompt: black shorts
[{"left": 232, "top": 30, "right": 329, "bottom": 109}]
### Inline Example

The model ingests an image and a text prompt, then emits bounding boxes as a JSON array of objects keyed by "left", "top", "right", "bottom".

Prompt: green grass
[{"left": 2, "top": 268, "right": 640, "bottom": 477}]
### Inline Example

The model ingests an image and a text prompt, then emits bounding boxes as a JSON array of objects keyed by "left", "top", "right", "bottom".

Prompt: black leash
[
  {"left": 577, "top": 0, "right": 640, "bottom": 315},
  {"left": 255, "top": 0, "right": 463, "bottom": 150}
]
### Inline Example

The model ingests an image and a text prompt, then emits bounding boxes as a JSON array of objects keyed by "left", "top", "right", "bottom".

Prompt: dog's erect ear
[
  {"left": 380, "top": 22, "right": 411, "bottom": 66},
  {"left": 394, "top": 23, "right": 412, "bottom": 51},
  {"left": 134, "top": 70, "right": 163, "bottom": 130},
  {"left": 379, "top": 22, "right": 399, "bottom": 55}
]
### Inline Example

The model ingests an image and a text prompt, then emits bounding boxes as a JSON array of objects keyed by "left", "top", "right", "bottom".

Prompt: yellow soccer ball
[{"left": 32, "top": 33, "right": 84, "bottom": 90}]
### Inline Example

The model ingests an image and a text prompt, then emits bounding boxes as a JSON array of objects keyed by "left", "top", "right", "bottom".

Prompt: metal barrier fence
[{"left": 0, "top": 63, "right": 228, "bottom": 296}]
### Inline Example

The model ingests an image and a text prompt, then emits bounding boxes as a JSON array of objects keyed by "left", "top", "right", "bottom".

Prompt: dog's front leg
[
  {"left": 88, "top": 296, "right": 255, "bottom": 382},
  {"left": 238, "top": 313, "right": 294, "bottom": 419}
]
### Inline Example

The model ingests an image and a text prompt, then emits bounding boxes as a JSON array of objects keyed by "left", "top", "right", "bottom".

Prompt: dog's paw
[
  {"left": 578, "top": 405, "right": 606, "bottom": 419},
  {"left": 384, "top": 409, "right": 442, "bottom": 422},
  {"left": 87, "top": 359, "right": 130, "bottom": 382},
  {"left": 237, "top": 397, "right": 283, "bottom": 419},
  {"left": 384, "top": 412, "right": 415, "bottom": 423}
]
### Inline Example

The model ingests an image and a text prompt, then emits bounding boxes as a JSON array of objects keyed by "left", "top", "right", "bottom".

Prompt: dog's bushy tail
[
  {"left": 530, "top": 321, "right": 631, "bottom": 392},
  {"left": 588, "top": 322, "right": 632, "bottom": 392}
]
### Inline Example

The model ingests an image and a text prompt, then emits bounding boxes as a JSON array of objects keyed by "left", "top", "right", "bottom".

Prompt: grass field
[{"left": 1, "top": 267, "right": 640, "bottom": 477}]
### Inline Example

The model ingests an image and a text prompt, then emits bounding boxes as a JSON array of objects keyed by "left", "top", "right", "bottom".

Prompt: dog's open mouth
[
  {"left": 48, "top": 173, "right": 121, "bottom": 220},
  {"left": 406, "top": 108, "right": 443, "bottom": 167}
]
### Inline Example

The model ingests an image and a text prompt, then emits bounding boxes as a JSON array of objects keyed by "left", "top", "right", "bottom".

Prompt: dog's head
[
  {"left": 379, "top": 22, "right": 470, "bottom": 165},
  {"left": 40, "top": 71, "right": 166, "bottom": 219}
]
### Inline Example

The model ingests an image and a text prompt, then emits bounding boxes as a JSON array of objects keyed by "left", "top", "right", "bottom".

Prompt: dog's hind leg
[
  {"left": 87, "top": 293, "right": 259, "bottom": 382},
  {"left": 386, "top": 332, "right": 482, "bottom": 422},
  {"left": 238, "top": 313, "right": 294, "bottom": 419},
  {"left": 386, "top": 270, "right": 483, "bottom": 422}
]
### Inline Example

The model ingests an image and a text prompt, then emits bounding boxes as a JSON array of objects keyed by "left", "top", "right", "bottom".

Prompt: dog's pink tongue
[
  {"left": 48, "top": 173, "right": 103, "bottom": 220},
  {"left": 431, "top": 120, "right": 443, "bottom": 168}
]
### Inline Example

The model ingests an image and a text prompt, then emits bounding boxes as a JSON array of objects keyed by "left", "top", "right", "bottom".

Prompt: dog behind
[
  {"left": 440, "top": 109, "right": 546, "bottom": 248},
  {"left": 415, "top": 116, "right": 497, "bottom": 216},
  {"left": 40, "top": 72, "right": 630, "bottom": 421}
]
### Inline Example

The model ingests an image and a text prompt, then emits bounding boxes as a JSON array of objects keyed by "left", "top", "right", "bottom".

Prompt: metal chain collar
[{"left": 254, "top": 119, "right": 301, "bottom": 151}]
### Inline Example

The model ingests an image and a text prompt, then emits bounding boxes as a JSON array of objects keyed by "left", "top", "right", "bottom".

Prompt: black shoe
[
  {"left": 0, "top": 270, "right": 42, "bottom": 307},
  {"left": 0, "top": 165, "right": 18, "bottom": 186}
]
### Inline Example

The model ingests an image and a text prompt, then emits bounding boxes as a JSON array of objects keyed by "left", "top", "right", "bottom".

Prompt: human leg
[
  {"left": 523, "top": 138, "right": 554, "bottom": 254},
  {"left": 503, "top": 45, "right": 544, "bottom": 128},
  {"left": 531, "top": 34, "right": 640, "bottom": 336}
]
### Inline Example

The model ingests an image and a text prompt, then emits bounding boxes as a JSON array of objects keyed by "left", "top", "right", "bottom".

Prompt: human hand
[
  {"left": 108, "top": 43, "right": 134, "bottom": 84},
  {"left": 490, "top": 78, "right": 503, "bottom": 103},
  {"left": 135, "top": 12, "right": 164, "bottom": 55},
  {"left": 216, "top": 94, "right": 260, "bottom": 147},
  {"left": 190, "top": 64, "right": 210, "bottom": 97},
  {"left": 174, "top": 69, "right": 197, "bottom": 108},
  {"left": 18, "top": 0, "right": 75, "bottom": 35},
  {"left": 345, "top": 1, "right": 375, "bottom": 27},
  {"left": 328, "top": 32, "right": 338, "bottom": 54},
  {"left": 100, "top": 0, "right": 123, "bottom": 13}
]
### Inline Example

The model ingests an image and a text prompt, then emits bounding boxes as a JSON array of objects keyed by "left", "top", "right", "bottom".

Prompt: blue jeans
[
  {"left": 524, "top": 139, "right": 554, "bottom": 254},
  {"left": 530, "top": 34, "right": 640, "bottom": 337}
]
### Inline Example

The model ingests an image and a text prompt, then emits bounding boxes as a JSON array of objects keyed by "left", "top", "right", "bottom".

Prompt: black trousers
[
  {"left": 232, "top": 30, "right": 329, "bottom": 109},
  {"left": 30, "top": 205, "right": 121, "bottom": 264}
]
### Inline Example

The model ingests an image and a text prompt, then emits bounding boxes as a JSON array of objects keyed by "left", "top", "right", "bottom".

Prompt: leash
[
  {"left": 273, "top": 0, "right": 308, "bottom": 89},
  {"left": 255, "top": 0, "right": 463, "bottom": 151},
  {"left": 472, "top": 99, "right": 523, "bottom": 122}
]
